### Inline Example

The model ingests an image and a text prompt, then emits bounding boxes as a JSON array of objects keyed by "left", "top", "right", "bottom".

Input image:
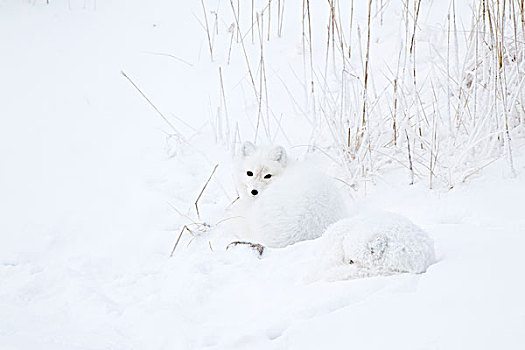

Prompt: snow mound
[{"left": 324, "top": 212, "right": 436, "bottom": 275}]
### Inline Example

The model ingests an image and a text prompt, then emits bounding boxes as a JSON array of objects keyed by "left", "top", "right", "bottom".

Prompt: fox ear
[
  {"left": 241, "top": 141, "right": 257, "bottom": 157},
  {"left": 270, "top": 146, "right": 287, "bottom": 165}
]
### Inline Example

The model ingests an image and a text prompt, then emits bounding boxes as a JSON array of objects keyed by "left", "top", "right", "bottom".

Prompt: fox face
[{"left": 236, "top": 141, "right": 287, "bottom": 199}]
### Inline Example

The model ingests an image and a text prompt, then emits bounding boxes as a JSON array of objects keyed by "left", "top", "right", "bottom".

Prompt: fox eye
[
  {"left": 264, "top": 174, "right": 272, "bottom": 179},
  {"left": 247, "top": 171, "right": 253, "bottom": 176}
]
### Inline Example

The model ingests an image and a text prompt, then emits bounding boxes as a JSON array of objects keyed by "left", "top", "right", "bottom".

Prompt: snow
[{"left": 1, "top": 0, "right": 525, "bottom": 349}]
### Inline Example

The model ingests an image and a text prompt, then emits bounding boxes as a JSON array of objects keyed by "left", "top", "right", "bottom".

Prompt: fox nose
[{"left": 251, "top": 189, "right": 258, "bottom": 196}]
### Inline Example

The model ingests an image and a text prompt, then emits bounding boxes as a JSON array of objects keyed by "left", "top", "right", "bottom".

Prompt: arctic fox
[
  {"left": 228, "top": 142, "right": 435, "bottom": 277},
  {"left": 316, "top": 211, "right": 436, "bottom": 278},
  {"left": 233, "top": 141, "right": 347, "bottom": 248}
]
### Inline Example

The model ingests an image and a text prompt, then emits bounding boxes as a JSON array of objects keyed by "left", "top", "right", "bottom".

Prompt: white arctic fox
[
  {"left": 230, "top": 141, "right": 435, "bottom": 277},
  {"left": 232, "top": 141, "right": 347, "bottom": 248},
  {"left": 316, "top": 211, "right": 436, "bottom": 277}
]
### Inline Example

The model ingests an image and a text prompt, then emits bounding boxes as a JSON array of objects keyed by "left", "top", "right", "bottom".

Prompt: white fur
[
  {"left": 323, "top": 211, "right": 436, "bottom": 274},
  {"left": 233, "top": 142, "right": 347, "bottom": 248},
  {"left": 230, "top": 142, "right": 435, "bottom": 277}
]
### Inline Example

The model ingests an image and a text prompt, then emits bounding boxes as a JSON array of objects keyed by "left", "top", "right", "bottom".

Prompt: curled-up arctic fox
[
  {"left": 320, "top": 211, "right": 436, "bottom": 276},
  {"left": 233, "top": 141, "right": 347, "bottom": 248}
]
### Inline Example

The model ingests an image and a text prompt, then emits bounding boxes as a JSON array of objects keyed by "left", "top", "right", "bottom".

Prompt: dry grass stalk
[
  {"left": 405, "top": 130, "right": 414, "bottom": 185},
  {"left": 218, "top": 67, "right": 231, "bottom": 145},
  {"left": 254, "top": 12, "right": 271, "bottom": 143},
  {"left": 120, "top": 71, "right": 182, "bottom": 137},
  {"left": 305, "top": 0, "right": 315, "bottom": 98},
  {"left": 201, "top": 0, "right": 214, "bottom": 61},
  {"left": 356, "top": 0, "right": 373, "bottom": 153},
  {"left": 226, "top": 241, "right": 265, "bottom": 256},
  {"left": 195, "top": 164, "right": 219, "bottom": 220},
  {"left": 170, "top": 225, "right": 189, "bottom": 257},
  {"left": 267, "top": 0, "right": 271, "bottom": 41},
  {"left": 229, "top": 0, "right": 258, "bottom": 98},
  {"left": 277, "top": 0, "right": 285, "bottom": 37}
]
